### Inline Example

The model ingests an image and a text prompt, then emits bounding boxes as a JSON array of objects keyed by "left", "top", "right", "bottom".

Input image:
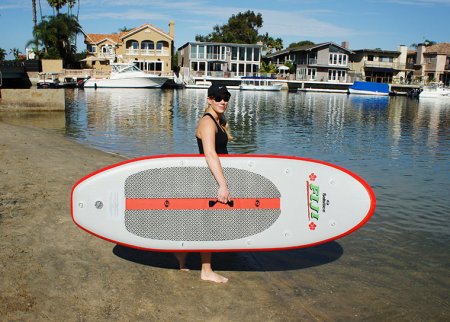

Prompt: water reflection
[
  {"left": 64, "top": 88, "right": 449, "bottom": 236},
  {"left": 64, "top": 89, "right": 449, "bottom": 164}
]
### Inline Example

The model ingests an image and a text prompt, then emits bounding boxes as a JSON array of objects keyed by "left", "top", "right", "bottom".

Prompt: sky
[{"left": 0, "top": 0, "right": 449, "bottom": 59}]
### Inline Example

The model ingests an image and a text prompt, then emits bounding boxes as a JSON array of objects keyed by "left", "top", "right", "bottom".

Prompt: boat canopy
[{"left": 350, "top": 81, "right": 389, "bottom": 93}]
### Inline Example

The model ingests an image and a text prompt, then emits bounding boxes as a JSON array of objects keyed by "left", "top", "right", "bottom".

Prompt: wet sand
[{"left": 1, "top": 120, "right": 448, "bottom": 321}]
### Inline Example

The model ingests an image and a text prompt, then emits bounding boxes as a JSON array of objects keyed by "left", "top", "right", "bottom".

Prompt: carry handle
[{"left": 209, "top": 200, "right": 234, "bottom": 208}]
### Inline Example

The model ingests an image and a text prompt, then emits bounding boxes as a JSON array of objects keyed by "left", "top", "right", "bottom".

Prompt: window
[
  {"left": 329, "top": 53, "right": 348, "bottom": 66},
  {"left": 87, "top": 45, "right": 96, "bottom": 53},
  {"left": 190, "top": 45, "right": 197, "bottom": 58},
  {"left": 380, "top": 56, "right": 393, "bottom": 63},
  {"left": 254, "top": 48, "right": 260, "bottom": 61},
  {"left": 368, "top": 55, "right": 374, "bottom": 61},
  {"left": 297, "top": 68, "right": 307, "bottom": 80},
  {"left": 328, "top": 69, "right": 346, "bottom": 82},
  {"left": 129, "top": 41, "right": 138, "bottom": 49},
  {"left": 141, "top": 41, "right": 154, "bottom": 50},
  {"left": 239, "top": 47, "right": 245, "bottom": 61},
  {"left": 307, "top": 68, "right": 316, "bottom": 80},
  {"left": 231, "top": 47, "right": 238, "bottom": 60},
  {"left": 246, "top": 48, "right": 253, "bottom": 61},
  {"left": 145, "top": 61, "right": 162, "bottom": 72},
  {"left": 198, "top": 45, "right": 205, "bottom": 59}
]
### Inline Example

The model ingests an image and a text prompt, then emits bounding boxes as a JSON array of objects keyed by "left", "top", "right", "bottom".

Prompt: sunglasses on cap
[{"left": 211, "top": 94, "right": 231, "bottom": 102}]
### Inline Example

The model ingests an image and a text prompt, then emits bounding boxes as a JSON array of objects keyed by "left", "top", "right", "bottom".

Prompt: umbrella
[{"left": 80, "top": 56, "right": 107, "bottom": 62}]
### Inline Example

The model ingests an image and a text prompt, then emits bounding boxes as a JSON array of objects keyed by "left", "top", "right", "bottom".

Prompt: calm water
[
  {"left": 64, "top": 88, "right": 450, "bottom": 237},
  {"left": 4, "top": 88, "right": 449, "bottom": 318}
]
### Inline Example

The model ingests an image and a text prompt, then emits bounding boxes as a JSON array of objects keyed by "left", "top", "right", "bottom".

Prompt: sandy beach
[{"left": 1, "top": 119, "right": 448, "bottom": 321}]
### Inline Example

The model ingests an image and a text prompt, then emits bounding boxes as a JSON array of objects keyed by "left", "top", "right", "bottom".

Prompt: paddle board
[{"left": 71, "top": 155, "right": 376, "bottom": 252}]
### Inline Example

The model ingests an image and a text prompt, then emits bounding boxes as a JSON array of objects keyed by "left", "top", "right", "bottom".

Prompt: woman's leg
[
  {"left": 174, "top": 252, "right": 189, "bottom": 271},
  {"left": 200, "top": 252, "right": 228, "bottom": 283}
]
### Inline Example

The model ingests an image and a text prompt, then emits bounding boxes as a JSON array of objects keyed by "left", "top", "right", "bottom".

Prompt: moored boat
[
  {"left": 84, "top": 63, "right": 168, "bottom": 88},
  {"left": 185, "top": 79, "right": 212, "bottom": 89},
  {"left": 348, "top": 81, "right": 390, "bottom": 96},
  {"left": 419, "top": 83, "right": 450, "bottom": 99},
  {"left": 239, "top": 76, "right": 283, "bottom": 91}
]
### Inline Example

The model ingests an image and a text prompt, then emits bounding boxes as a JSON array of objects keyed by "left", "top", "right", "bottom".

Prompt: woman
[{"left": 174, "top": 84, "right": 232, "bottom": 283}]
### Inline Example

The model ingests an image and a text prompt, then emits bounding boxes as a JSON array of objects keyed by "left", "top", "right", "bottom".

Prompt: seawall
[{"left": 0, "top": 88, "right": 65, "bottom": 111}]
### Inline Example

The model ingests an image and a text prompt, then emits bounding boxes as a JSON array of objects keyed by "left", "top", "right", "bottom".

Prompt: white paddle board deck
[{"left": 71, "top": 155, "right": 376, "bottom": 252}]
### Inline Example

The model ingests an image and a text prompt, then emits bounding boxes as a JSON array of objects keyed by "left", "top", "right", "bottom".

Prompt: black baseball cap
[{"left": 208, "top": 84, "right": 230, "bottom": 98}]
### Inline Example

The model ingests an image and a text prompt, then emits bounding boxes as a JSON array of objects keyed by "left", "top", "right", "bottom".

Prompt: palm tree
[
  {"left": 32, "top": 0, "right": 39, "bottom": 57},
  {"left": 33, "top": 13, "right": 82, "bottom": 65},
  {"left": 0, "top": 48, "right": 6, "bottom": 61},
  {"left": 47, "top": 0, "right": 69, "bottom": 15}
]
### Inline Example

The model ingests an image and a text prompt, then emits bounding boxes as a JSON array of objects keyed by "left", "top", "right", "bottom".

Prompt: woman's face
[{"left": 207, "top": 94, "right": 230, "bottom": 115}]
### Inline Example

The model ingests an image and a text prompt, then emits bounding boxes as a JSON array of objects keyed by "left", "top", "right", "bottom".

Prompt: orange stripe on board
[{"left": 126, "top": 198, "right": 280, "bottom": 210}]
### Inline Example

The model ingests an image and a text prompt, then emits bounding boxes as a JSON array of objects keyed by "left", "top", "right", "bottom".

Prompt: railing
[
  {"left": 64, "top": 69, "right": 110, "bottom": 78},
  {"left": 364, "top": 61, "right": 406, "bottom": 70},
  {"left": 98, "top": 53, "right": 115, "bottom": 59},
  {"left": 189, "top": 53, "right": 227, "bottom": 61},
  {"left": 64, "top": 69, "right": 173, "bottom": 78},
  {"left": 126, "top": 49, "right": 170, "bottom": 56},
  {"left": 191, "top": 70, "right": 266, "bottom": 78}
]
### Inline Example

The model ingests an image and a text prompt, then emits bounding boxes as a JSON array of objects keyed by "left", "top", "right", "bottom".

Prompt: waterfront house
[
  {"left": 177, "top": 42, "right": 263, "bottom": 79},
  {"left": 265, "top": 42, "right": 353, "bottom": 83},
  {"left": 350, "top": 45, "right": 409, "bottom": 84},
  {"left": 84, "top": 22, "right": 175, "bottom": 75},
  {"left": 413, "top": 43, "right": 450, "bottom": 85}
]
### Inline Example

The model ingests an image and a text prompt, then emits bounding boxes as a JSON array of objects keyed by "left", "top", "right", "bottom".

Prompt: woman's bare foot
[
  {"left": 174, "top": 252, "right": 190, "bottom": 271},
  {"left": 200, "top": 252, "right": 228, "bottom": 283},
  {"left": 201, "top": 270, "right": 228, "bottom": 283}
]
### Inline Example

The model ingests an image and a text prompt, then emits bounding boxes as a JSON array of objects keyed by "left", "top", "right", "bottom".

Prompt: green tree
[
  {"left": 410, "top": 39, "right": 437, "bottom": 49},
  {"left": 288, "top": 40, "right": 315, "bottom": 49},
  {"left": 32, "top": 13, "right": 82, "bottom": 65},
  {"left": 9, "top": 48, "right": 22, "bottom": 60},
  {"left": 118, "top": 26, "right": 133, "bottom": 33},
  {"left": 0, "top": 48, "right": 6, "bottom": 61},
  {"left": 47, "top": 0, "right": 69, "bottom": 15},
  {"left": 259, "top": 32, "right": 283, "bottom": 53},
  {"left": 32, "top": 0, "right": 39, "bottom": 57},
  {"left": 196, "top": 11, "right": 263, "bottom": 44},
  {"left": 260, "top": 61, "right": 278, "bottom": 74}
]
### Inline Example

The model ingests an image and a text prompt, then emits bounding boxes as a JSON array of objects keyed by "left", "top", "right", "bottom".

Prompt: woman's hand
[{"left": 217, "top": 185, "right": 231, "bottom": 204}]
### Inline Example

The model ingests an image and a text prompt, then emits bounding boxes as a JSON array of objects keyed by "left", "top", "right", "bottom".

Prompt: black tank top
[{"left": 196, "top": 113, "right": 228, "bottom": 154}]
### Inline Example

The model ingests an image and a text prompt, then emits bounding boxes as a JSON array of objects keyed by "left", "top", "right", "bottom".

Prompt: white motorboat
[
  {"left": 84, "top": 63, "right": 168, "bottom": 88},
  {"left": 239, "top": 77, "right": 283, "bottom": 91},
  {"left": 419, "top": 83, "right": 450, "bottom": 99},
  {"left": 185, "top": 79, "right": 212, "bottom": 89}
]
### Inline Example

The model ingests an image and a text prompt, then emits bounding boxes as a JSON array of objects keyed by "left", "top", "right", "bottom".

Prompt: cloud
[
  {"left": 259, "top": 10, "right": 355, "bottom": 38},
  {"left": 82, "top": 10, "right": 170, "bottom": 21}
]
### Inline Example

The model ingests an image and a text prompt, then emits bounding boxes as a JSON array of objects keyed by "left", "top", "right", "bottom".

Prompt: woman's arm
[{"left": 197, "top": 118, "right": 230, "bottom": 203}]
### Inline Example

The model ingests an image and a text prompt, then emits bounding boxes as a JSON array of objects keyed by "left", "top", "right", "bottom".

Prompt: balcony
[
  {"left": 190, "top": 53, "right": 227, "bottom": 61},
  {"left": 126, "top": 49, "right": 170, "bottom": 57},
  {"left": 98, "top": 53, "right": 115, "bottom": 60},
  {"left": 364, "top": 61, "right": 406, "bottom": 70}
]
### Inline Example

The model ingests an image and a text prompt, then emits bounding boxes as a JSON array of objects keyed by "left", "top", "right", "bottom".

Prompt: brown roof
[
  {"left": 85, "top": 33, "right": 121, "bottom": 44},
  {"left": 425, "top": 43, "right": 450, "bottom": 55},
  {"left": 120, "top": 23, "right": 172, "bottom": 40},
  {"left": 85, "top": 23, "right": 172, "bottom": 45}
]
